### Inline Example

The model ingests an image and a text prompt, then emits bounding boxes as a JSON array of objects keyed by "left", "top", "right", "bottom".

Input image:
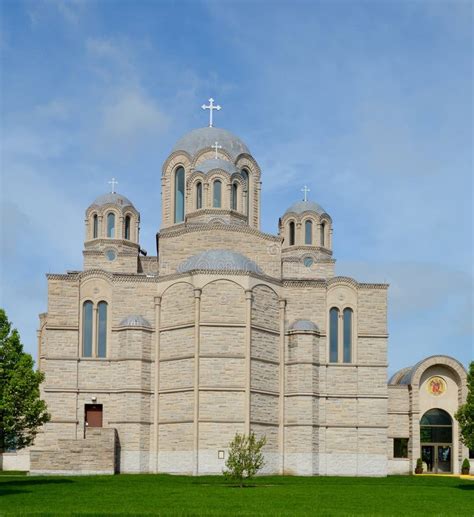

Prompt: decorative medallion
[
  {"left": 303, "top": 256, "right": 314, "bottom": 268},
  {"left": 427, "top": 376, "right": 446, "bottom": 396},
  {"left": 105, "top": 249, "right": 117, "bottom": 262}
]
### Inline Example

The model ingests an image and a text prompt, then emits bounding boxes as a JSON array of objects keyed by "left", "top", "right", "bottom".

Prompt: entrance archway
[{"left": 420, "top": 408, "right": 452, "bottom": 473}]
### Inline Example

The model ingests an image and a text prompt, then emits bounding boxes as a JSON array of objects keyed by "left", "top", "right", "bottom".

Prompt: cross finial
[
  {"left": 301, "top": 185, "right": 310, "bottom": 202},
  {"left": 201, "top": 97, "right": 222, "bottom": 127},
  {"left": 108, "top": 177, "right": 118, "bottom": 194},
  {"left": 212, "top": 141, "right": 222, "bottom": 159}
]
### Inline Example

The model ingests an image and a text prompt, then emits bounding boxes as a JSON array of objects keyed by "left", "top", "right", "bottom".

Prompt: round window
[
  {"left": 105, "top": 249, "right": 117, "bottom": 261},
  {"left": 303, "top": 256, "right": 313, "bottom": 268}
]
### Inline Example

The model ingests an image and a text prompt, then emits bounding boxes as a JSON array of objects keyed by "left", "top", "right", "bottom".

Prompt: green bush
[
  {"left": 461, "top": 458, "right": 470, "bottom": 471},
  {"left": 223, "top": 432, "right": 266, "bottom": 487}
]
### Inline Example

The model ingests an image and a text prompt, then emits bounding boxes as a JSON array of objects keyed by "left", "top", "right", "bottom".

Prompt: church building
[{"left": 4, "top": 101, "right": 469, "bottom": 476}]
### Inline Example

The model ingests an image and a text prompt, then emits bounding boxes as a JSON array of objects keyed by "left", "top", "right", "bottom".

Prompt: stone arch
[
  {"left": 251, "top": 284, "right": 279, "bottom": 332},
  {"left": 200, "top": 279, "right": 246, "bottom": 324},
  {"left": 409, "top": 355, "right": 467, "bottom": 388},
  {"left": 161, "top": 281, "right": 195, "bottom": 328}
]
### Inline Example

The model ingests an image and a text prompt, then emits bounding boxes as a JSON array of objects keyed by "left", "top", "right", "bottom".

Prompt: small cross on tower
[
  {"left": 301, "top": 185, "right": 310, "bottom": 202},
  {"left": 212, "top": 141, "right": 222, "bottom": 159},
  {"left": 201, "top": 97, "right": 222, "bottom": 127},
  {"left": 108, "top": 177, "right": 118, "bottom": 194}
]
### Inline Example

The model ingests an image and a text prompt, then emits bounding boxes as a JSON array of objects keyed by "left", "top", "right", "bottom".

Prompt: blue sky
[{"left": 0, "top": 0, "right": 472, "bottom": 375}]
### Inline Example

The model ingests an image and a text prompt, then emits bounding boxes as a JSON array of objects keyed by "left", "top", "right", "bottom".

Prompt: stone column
[
  {"left": 278, "top": 298, "right": 286, "bottom": 474},
  {"left": 244, "top": 289, "right": 253, "bottom": 434},
  {"left": 193, "top": 288, "right": 202, "bottom": 475},
  {"left": 153, "top": 296, "right": 161, "bottom": 472}
]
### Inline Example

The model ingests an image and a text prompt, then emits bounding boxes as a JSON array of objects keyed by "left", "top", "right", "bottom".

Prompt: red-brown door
[{"left": 85, "top": 404, "right": 103, "bottom": 428}]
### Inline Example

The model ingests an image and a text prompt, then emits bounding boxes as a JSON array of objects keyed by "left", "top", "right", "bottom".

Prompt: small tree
[
  {"left": 455, "top": 361, "right": 474, "bottom": 450},
  {"left": 224, "top": 432, "right": 266, "bottom": 487},
  {"left": 0, "top": 309, "right": 50, "bottom": 456}
]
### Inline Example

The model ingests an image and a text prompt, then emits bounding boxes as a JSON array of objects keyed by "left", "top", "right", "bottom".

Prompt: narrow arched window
[
  {"left": 124, "top": 216, "right": 131, "bottom": 240},
  {"left": 97, "top": 301, "right": 107, "bottom": 358},
  {"left": 93, "top": 214, "right": 98, "bottom": 239},
  {"left": 107, "top": 213, "right": 115, "bottom": 238},
  {"left": 196, "top": 182, "right": 202, "bottom": 209},
  {"left": 241, "top": 169, "right": 249, "bottom": 215},
  {"left": 289, "top": 221, "right": 295, "bottom": 246},
  {"left": 231, "top": 182, "right": 238, "bottom": 210},
  {"left": 320, "top": 222, "right": 326, "bottom": 247},
  {"left": 174, "top": 166, "right": 185, "bottom": 223},
  {"left": 343, "top": 308, "right": 353, "bottom": 363},
  {"left": 82, "top": 301, "right": 93, "bottom": 357},
  {"left": 305, "top": 220, "right": 313, "bottom": 245},
  {"left": 213, "top": 180, "right": 222, "bottom": 208},
  {"left": 329, "top": 307, "right": 339, "bottom": 362}
]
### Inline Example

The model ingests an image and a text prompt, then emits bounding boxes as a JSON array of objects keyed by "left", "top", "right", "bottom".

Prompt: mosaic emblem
[{"left": 427, "top": 376, "right": 446, "bottom": 396}]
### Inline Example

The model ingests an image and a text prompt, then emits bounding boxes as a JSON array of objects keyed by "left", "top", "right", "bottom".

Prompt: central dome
[{"left": 172, "top": 127, "right": 250, "bottom": 160}]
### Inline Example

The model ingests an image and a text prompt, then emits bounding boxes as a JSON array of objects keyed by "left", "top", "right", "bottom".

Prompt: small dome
[
  {"left": 284, "top": 200, "right": 327, "bottom": 217},
  {"left": 196, "top": 158, "right": 239, "bottom": 175},
  {"left": 289, "top": 319, "right": 319, "bottom": 332},
  {"left": 119, "top": 315, "right": 151, "bottom": 328},
  {"left": 91, "top": 192, "right": 135, "bottom": 209},
  {"left": 173, "top": 127, "right": 250, "bottom": 160},
  {"left": 177, "top": 249, "right": 262, "bottom": 274}
]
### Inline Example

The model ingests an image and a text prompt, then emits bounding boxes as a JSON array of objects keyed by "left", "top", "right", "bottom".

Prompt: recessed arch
[
  {"left": 305, "top": 219, "right": 313, "bottom": 245},
  {"left": 106, "top": 212, "right": 115, "bottom": 238},
  {"left": 174, "top": 166, "right": 185, "bottom": 223},
  {"left": 213, "top": 179, "right": 222, "bottom": 208},
  {"left": 289, "top": 221, "right": 295, "bottom": 246}
]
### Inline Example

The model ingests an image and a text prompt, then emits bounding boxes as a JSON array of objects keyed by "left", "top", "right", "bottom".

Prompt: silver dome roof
[
  {"left": 177, "top": 249, "right": 262, "bottom": 274},
  {"left": 195, "top": 158, "right": 239, "bottom": 175},
  {"left": 289, "top": 319, "right": 319, "bottom": 332},
  {"left": 91, "top": 192, "right": 134, "bottom": 208},
  {"left": 119, "top": 315, "right": 151, "bottom": 328},
  {"left": 172, "top": 127, "right": 250, "bottom": 160},
  {"left": 284, "top": 200, "right": 327, "bottom": 216}
]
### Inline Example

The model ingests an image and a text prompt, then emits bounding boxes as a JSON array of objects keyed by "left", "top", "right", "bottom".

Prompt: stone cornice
[
  {"left": 84, "top": 239, "right": 140, "bottom": 250},
  {"left": 158, "top": 220, "right": 281, "bottom": 242},
  {"left": 282, "top": 245, "right": 333, "bottom": 257},
  {"left": 283, "top": 276, "right": 388, "bottom": 289},
  {"left": 185, "top": 208, "right": 248, "bottom": 223}
]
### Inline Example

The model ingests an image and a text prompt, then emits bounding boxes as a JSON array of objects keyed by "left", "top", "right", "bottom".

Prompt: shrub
[
  {"left": 461, "top": 458, "right": 470, "bottom": 474},
  {"left": 415, "top": 458, "right": 423, "bottom": 474},
  {"left": 223, "top": 432, "right": 266, "bottom": 487}
]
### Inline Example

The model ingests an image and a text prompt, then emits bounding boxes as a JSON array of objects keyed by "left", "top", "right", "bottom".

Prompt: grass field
[{"left": 0, "top": 473, "right": 472, "bottom": 516}]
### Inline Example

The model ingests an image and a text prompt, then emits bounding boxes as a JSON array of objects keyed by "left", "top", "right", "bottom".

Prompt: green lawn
[{"left": 0, "top": 474, "right": 472, "bottom": 516}]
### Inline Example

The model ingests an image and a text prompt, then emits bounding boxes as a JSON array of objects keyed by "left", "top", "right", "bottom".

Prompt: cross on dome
[
  {"left": 212, "top": 141, "right": 222, "bottom": 159},
  {"left": 301, "top": 185, "right": 310, "bottom": 202},
  {"left": 201, "top": 97, "right": 222, "bottom": 127},
  {"left": 108, "top": 177, "right": 118, "bottom": 194}
]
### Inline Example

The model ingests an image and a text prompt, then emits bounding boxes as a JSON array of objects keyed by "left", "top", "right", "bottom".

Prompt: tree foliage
[
  {"left": 455, "top": 361, "right": 474, "bottom": 450},
  {"left": 0, "top": 309, "right": 50, "bottom": 453},
  {"left": 224, "top": 432, "right": 266, "bottom": 487}
]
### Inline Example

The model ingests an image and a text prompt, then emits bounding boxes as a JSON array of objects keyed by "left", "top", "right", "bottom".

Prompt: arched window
[
  {"left": 82, "top": 301, "right": 93, "bottom": 357},
  {"left": 289, "top": 221, "right": 295, "bottom": 246},
  {"left": 93, "top": 214, "right": 98, "bottom": 239},
  {"left": 241, "top": 169, "right": 249, "bottom": 215},
  {"left": 213, "top": 179, "right": 222, "bottom": 208},
  {"left": 196, "top": 182, "right": 202, "bottom": 209},
  {"left": 320, "top": 222, "right": 326, "bottom": 247},
  {"left": 107, "top": 213, "right": 115, "bottom": 238},
  {"left": 231, "top": 182, "right": 238, "bottom": 210},
  {"left": 420, "top": 409, "right": 452, "bottom": 443},
  {"left": 305, "top": 220, "right": 313, "bottom": 245},
  {"left": 343, "top": 308, "right": 353, "bottom": 363},
  {"left": 174, "top": 166, "right": 185, "bottom": 223},
  {"left": 124, "top": 215, "right": 131, "bottom": 240},
  {"left": 329, "top": 307, "right": 339, "bottom": 362},
  {"left": 97, "top": 301, "right": 107, "bottom": 358}
]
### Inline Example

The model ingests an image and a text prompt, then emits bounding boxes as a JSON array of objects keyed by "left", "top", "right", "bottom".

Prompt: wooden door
[{"left": 85, "top": 404, "right": 103, "bottom": 428}]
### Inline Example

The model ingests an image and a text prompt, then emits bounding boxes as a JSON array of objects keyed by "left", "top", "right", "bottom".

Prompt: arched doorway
[{"left": 420, "top": 408, "right": 452, "bottom": 473}]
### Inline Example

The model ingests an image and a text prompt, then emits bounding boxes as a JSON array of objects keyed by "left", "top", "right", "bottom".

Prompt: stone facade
[{"left": 4, "top": 124, "right": 468, "bottom": 476}]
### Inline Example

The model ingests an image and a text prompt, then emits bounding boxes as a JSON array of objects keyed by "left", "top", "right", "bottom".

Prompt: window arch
[
  {"left": 174, "top": 166, "right": 185, "bottom": 223},
  {"left": 213, "top": 179, "right": 222, "bottom": 208},
  {"left": 343, "top": 308, "right": 353, "bottom": 363},
  {"left": 329, "top": 307, "right": 339, "bottom": 362},
  {"left": 82, "top": 301, "right": 93, "bottom": 357},
  {"left": 420, "top": 409, "right": 452, "bottom": 443},
  {"left": 107, "top": 213, "right": 115, "bottom": 238},
  {"left": 93, "top": 214, "right": 98, "bottom": 239},
  {"left": 124, "top": 215, "right": 131, "bottom": 240},
  {"left": 320, "top": 222, "right": 326, "bottom": 247},
  {"left": 231, "top": 182, "right": 238, "bottom": 210},
  {"left": 97, "top": 301, "right": 107, "bottom": 358},
  {"left": 305, "top": 220, "right": 313, "bottom": 245},
  {"left": 289, "top": 221, "right": 295, "bottom": 246},
  {"left": 241, "top": 169, "right": 249, "bottom": 215},
  {"left": 196, "top": 181, "right": 202, "bottom": 209}
]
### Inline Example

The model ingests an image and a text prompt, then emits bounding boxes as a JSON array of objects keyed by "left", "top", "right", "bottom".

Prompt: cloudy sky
[{"left": 1, "top": 0, "right": 472, "bottom": 374}]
